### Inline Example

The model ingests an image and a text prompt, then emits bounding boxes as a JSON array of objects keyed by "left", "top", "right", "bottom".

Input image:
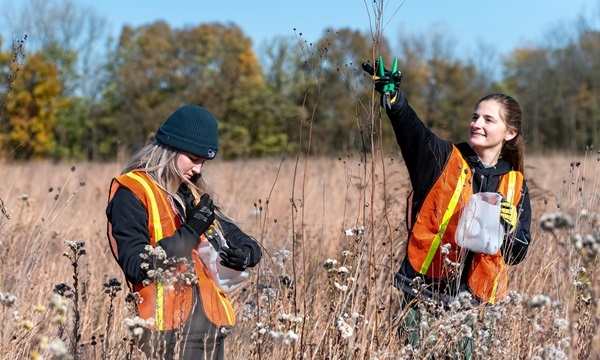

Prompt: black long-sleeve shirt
[{"left": 107, "top": 185, "right": 262, "bottom": 286}]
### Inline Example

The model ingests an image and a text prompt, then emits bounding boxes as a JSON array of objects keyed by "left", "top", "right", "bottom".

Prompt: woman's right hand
[
  {"left": 185, "top": 193, "right": 215, "bottom": 235},
  {"left": 362, "top": 57, "right": 403, "bottom": 110}
]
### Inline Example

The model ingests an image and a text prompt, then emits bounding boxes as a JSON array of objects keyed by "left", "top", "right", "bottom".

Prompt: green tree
[
  {"left": 275, "top": 28, "right": 388, "bottom": 156},
  {"left": 502, "top": 13, "right": 600, "bottom": 153},
  {"left": 106, "top": 21, "right": 294, "bottom": 159},
  {"left": 106, "top": 21, "right": 181, "bottom": 150},
  {"left": 51, "top": 97, "right": 95, "bottom": 160},
  {"left": 576, "top": 30, "right": 600, "bottom": 148},
  {"left": 223, "top": 78, "right": 292, "bottom": 157},
  {"left": 312, "top": 28, "right": 378, "bottom": 154},
  {"left": 502, "top": 48, "right": 551, "bottom": 152},
  {"left": 260, "top": 35, "right": 307, "bottom": 150}
]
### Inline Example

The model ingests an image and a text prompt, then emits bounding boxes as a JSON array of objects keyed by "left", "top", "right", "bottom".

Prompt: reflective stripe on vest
[
  {"left": 407, "top": 146, "right": 472, "bottom": 279},
  {"left": 126, "top": 172, "right": 163, "bottom": 240},
  {"left": 419, "top": 156, "right": 470, "bottom": 274},
  {"left": 108, "top": 171, "right": 236, "bottom": 329},
  {"left": 505, "top": 170, "right": 517, "bottom": 204},
  {"left": 124, "top": 172, "right": 166, "bottom": 327}
]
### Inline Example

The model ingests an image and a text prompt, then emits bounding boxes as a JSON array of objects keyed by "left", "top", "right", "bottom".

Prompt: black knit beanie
[{"left": 155, "top": 105, "right": 219, "bottom": 159}]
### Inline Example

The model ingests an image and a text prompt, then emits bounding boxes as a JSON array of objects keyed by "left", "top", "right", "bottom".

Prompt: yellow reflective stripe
[
  {"left": 420, "top": 158, "right": 469, "bottom": 274},
  {"left": 220, "top": 295, "right": 235, "bottom": 324},
  {"left": 489, "top": 275, "right": 500, "bottom": 304},
  {"left": 125, "top": 173, "right": 164, "bottom": 241},
  {"left": 488, "top": 171, "right": 516, "bottom": 305},
  {"left": 155, "top": 285, "right": 165, "bottom": 329},
  {"left": 505, "top": 171, "right": 516, "bottom": 204},
  {"left": 125, "top": 172, "right": 165, "bottom": 330},
  {"left": 487, "top": 171, "right": 516, "bottom": 305}
]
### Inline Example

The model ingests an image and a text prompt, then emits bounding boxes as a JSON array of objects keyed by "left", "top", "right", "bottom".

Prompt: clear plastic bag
[
  {"left": 456, "top": 192, "right": 504, "bottom": 255},
  {"left": 196, "top": 228, "right": 249, "bottom": 293}
]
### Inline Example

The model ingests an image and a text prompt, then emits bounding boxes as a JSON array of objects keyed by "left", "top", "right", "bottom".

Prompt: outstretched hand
[{"left": 362, "top": 57, "right": 402, "bottom": 110}]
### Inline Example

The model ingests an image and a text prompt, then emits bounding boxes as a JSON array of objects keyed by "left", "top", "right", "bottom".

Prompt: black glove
[
  {"left": 500, "top": 197, "right": 518, "bottom": 234},
  {"left": 361, "top": 59, "right": 402, "bottom": 110},
  {"left": 219, "top": 241, "right": 251, "bottom": 271},
  {"left": 185, "top": 193, "right": 215, "bottom": 235}
]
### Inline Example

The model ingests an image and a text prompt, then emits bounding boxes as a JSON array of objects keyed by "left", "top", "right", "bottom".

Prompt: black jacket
[
  {"left": 107, "top": 184, "right": 262, "bottom": 286},
  {"left": 386, "top": 92, "right": 532, "bottom": 303}
]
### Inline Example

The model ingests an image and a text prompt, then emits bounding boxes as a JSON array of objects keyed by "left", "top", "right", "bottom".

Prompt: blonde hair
[{"left": 122, "top": 141, "right": 234, "bottom": 223}]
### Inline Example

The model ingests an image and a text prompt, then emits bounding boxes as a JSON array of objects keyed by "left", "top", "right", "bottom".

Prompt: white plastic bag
[
  {"left": 456, "top": 192, "right": 504, "bottom": 255},
  {"left": 196, "top": 228, "right": 249, "bottom": 293}
]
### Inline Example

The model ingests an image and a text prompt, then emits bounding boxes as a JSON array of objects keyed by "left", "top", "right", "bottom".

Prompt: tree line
[{"left": 0, "top": 0, "right": 599, "bottom": 161}]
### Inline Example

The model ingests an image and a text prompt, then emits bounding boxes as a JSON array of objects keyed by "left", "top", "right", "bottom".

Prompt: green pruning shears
[
  {"left": 378, "top": 56, "right": 398, "bottom": 92},
  {"left": 378, "top": 55, "right": 399, "bottom": 110},
  {"left": 362, "top": 56, "right": 401, "bottom": 111}
]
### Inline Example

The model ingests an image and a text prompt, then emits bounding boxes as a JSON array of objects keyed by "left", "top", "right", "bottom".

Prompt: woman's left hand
[{"left": 219, "top": 243, "right": 251, "bottom": 271}]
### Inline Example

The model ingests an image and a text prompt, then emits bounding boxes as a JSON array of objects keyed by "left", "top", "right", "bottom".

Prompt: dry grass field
[{"left": 0, "top": 150, "right": 598, "bottom": 359}]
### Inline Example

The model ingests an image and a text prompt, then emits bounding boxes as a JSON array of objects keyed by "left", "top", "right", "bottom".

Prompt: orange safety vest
[
  {"left": 407, "top": 146, "right": 523, "bottom": 304},
  {"left": 107, "top": 171, "right": 236, "bottom": 330}
]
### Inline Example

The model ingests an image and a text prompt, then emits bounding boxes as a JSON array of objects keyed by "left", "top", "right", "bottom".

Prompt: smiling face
[
  {"left": 469, "top": 99, "right": 518, "bottom": 162},
  {"left": 176, "top": 152, "right": 207, "bottom": 181}
]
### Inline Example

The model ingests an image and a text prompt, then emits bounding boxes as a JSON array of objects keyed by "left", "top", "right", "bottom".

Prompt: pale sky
[
  {"left": 76, "top": 0, "right": 597, "bottom": 55},
  {"left": 1, "top": 1, "right": 598, "bottom": 61}
]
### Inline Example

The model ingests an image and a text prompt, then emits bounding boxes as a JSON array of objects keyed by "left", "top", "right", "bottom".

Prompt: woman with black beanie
[{"left": 106, "top": 104, "right": 262, "bottom": 359}]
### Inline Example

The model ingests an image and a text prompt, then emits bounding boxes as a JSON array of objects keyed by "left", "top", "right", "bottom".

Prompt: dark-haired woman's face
[
  {"left": 469, "top": 100, "right": 517, "bottom": 153},
  {"left": 177, "top": 152, "right": 206, "bottom": 182}
]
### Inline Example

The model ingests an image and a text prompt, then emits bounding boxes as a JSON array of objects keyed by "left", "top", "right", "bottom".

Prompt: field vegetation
[
  {"left": 0, "top": 150, "right": 598, "bottom": 359},
  {"left": 1, "top": 1, "right": 600, "bottom": 359}
]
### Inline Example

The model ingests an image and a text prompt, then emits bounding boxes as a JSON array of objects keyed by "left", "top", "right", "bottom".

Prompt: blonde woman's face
[
  {"left": 176, "top": 152, "right": 206, "bottom": 181},
  {"left": 469, "top": 100, "right": 517, "bottom": 152}
]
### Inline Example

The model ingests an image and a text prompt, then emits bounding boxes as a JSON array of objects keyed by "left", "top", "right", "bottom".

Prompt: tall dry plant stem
[
  {"left": 253, "top": 152, "right": 290, "bottom": 357},
  {"left": 365, "top": 0, "right": 386, "bottom": 344},
  {"left": 291, "top": 37, "right": 326, "bottom": 357},
  {"left": 0, "top": 33, "right": 27, "bottom": 126},
  {"left": 102, "top": 278, "right": 122, "bottom": 360},
  {"left": 361, "top": 0, "right": 406, "bottom": 349},
  {"left": 19, "top": 166, "right": 84, "bottom": 293},
  {"left": 62, "top": 240, "right": 86, "bottom": 359},
  {"left": 0, "top": 35, "right": 27, "bottom": 282}
]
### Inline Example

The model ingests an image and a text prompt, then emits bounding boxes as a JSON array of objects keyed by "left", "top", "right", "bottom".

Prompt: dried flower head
[
  {"left": 0, "top": 291, "right": 17, "bottom": 307},
  {"left": 337, "top": 316, "right": 354, "bottom": 339},
  {"left": 123, "top": 316, "right": 153, "bottom": 338},
  {"left": 324, "top": 258, "right": 338, "bottom": 269},
  {"left": 344, "top": 225, "right": 365, "bottom": 237},
  {"left": 539, "top": 213, "right": 575, "bottom": 231}
]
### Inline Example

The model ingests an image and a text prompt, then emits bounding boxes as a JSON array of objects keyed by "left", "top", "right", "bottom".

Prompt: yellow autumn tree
[{"left": 1, "top": 51, "right": 61, "bottom": 159}]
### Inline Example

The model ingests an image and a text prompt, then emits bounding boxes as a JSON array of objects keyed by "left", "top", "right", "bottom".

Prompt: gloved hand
[
  {"left": 185, "top": 193, "right": 215, "bottom": 236},
  {"left": 500, "top": 197, "right": 518, "bottom": 234},
  {"left": 220, "top": 240, "right": 251, "bottom": 271},
  {"left": 361, "top": 56, "right": 402, "bottom": 110}
]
